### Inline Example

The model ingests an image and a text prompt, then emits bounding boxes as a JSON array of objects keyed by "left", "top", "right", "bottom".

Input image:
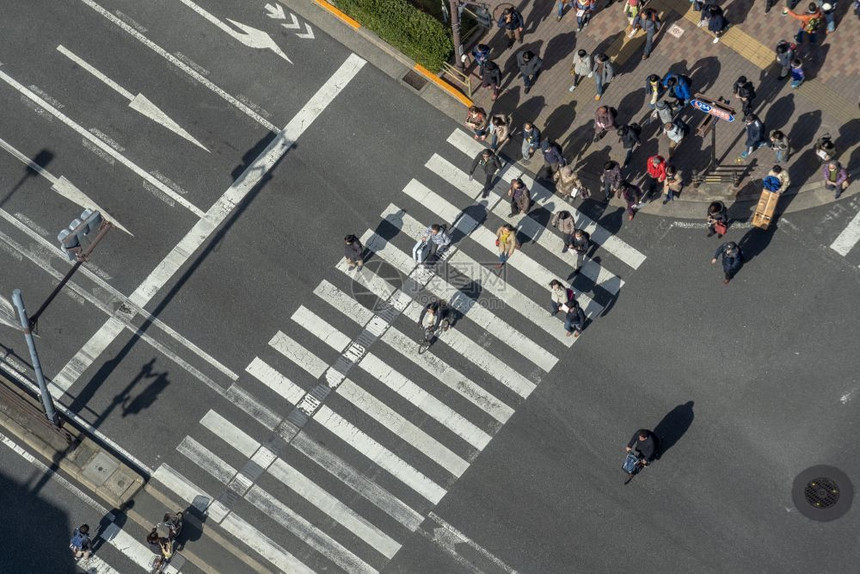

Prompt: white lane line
[
  {"left": 292, "top": 432, "right": 425, "bottom": 531},
  {"left": 315, "top": 405, "right": 448, "bottom": 504},
  {"left": 57, "top": 44, "right": 210, "bottom": 152},
  {"left": 224, "top": 383, "right": 281, "bottom": 430},
  {"left": 152, "top": 463, "right": 313, "bottom": 573},
  {"left": 51, "top": 317, "right": 125, "bottom": 398},
  {"left": 444, "top": 131, "right": 648, "bottom": 269},
  {"left": 51, "top": 54, "right": 365, "bottom": 397},
  {"left": 0, "top": 206, "right": 236, "bottom": 380},
  {"left": 269, "top": 330, "right": 328, "bottom": 379},
  {"left": 336, "top": 271, "right": 517, "bottom": 422},
  {"left": 0, "top": 68, "right": 205, "bottom": 217},
  {"left": 366, "top": 204, "right": 557, "bottom": 375},
  {"left": 0, "top": 137, "right": 132, "bottom": 233},
  {"left": 79, "top": 0, "right": 279, "bottom": 132},
  {"left": 830, "top": 210, "right": 860, "bottom": 256},
  {"left": 292, "top": 306, "right": 471, "bottom": 477},
  {"left": 400, "top": 184, "right": 603, "bottom": 322},
  {"left": 427, "top": 512, "right": 519, "bottom": 574},
  {"left": 180, "top": 440, "right": 374, "bottom": 574},
  {"left": 199, "top": 410, "right": 402, "bottom": 559},
  {"left": 267, "top": 458, "right": 402, "bottom": 560},
  {"left": 245, "top": 356, "right": 306, "bottom": 404}
]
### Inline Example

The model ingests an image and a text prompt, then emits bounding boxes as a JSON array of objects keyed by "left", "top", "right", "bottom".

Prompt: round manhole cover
[
  {"left": 792, "top": 465, "right": 853, "bottom": 521},
  {"left": 804, "top": 478, "right": 840, "bottom": 509}
]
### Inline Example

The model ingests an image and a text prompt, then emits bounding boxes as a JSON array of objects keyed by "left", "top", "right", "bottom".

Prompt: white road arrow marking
[
  {"left": 264, "top": 3, "right": 285, "bottom": 19},
  {"left": 57, "top": 45, "right": 209, "bottom": 152},
  {"left": 281, "top": 13, "right": 300, "bottom": 30},
  {"left": 296, "top": 23, "right": 315, "bottom": 39},
  {"left": 0, "top": 136, "right": 132, "bottom": 235},
  {"left": 178, "top": 0, "right": 292, "bottom": 63}
]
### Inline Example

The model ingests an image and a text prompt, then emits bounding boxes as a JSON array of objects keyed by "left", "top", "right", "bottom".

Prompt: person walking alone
[
  {"left": 508, "top": 178, "right": 532, "bottom": 216},
  {"left": 413, "top": 223, "right": 451, "bottom": 264},
  {"left": 769, "top": 130, "right": 791, "bottom": 164},
  {"left": 70, "top": 524, "right": 92, "bottom": 564},
  {"left": 706, "top": 200, "right": 728, "bottom": 237},
  {"left": 481, "top": 59, "right": 502, "bottom": 101},
  {"left": 592, "top": 53, "right": 614, "bottom": 101},
  {"left": 469, "top": 148, "right": 503, "bottom": 198},
  {"left": 521, "top": 122, "right": 542, "bottom": 161},
  {"left": 775, "top": 40, "right": 796, "bottom": 79},
  {"left": 711, "top": 241, "right": 744, "bottom": 284},
  {"left": 564, "top": 299, "right": 586, "bottom": 337},
  {"left": 569, "top": 49, "right": 592, "bottom": 92},
  {"left": 617, "top": 123, "right": 642, "bottom": 169},
  {"left": 495, "top": 224, "right": 519, "bottom": 269},
  {"left": 570, "top": 228, "right": 591, "bottom": 273},
  {"left": 343, "top": 234, "right": 364, "bottom": 271},
  {"left": 662, "top": 164, "right": 683, "bottom": 204},
  {"left": 740, "top": 114, "right": 767, "bottom": 159},
  {"left": 517, "top": 50, "right": 543, "bottom": 95},
  {"left": 594, "top": 105, "right": 618, "bottom": 142},
  {"left": 601, "top": 160, "right": 623, "bottom": 201},
  {"left": 554, "top": 165, "right": 587, "bottom": 201},
  {"left": 551, "top": 210, "right": 577, "bottom": 252},
  {"left": 732, "top": 76, "right": 757, "bottom": 117},
  {"left": 635, "top": 8, "right": 661, "bottom": 60},
  {"left": 498, "top": 7, "right": 525, "bottom": 47}
]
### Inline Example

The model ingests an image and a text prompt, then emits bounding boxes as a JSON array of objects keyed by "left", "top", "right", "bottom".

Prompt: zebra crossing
[{"left": 149, "top": 129, "right": 647, "bottom": 573}]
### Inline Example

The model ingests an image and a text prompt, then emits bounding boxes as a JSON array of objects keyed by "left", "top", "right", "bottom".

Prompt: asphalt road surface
[{"left": 0, "top": 1, "right": 858, "bottom": 573}]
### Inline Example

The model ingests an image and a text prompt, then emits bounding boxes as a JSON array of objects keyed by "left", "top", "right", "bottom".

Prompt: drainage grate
[
  {"left": 402, "top": 69, "right": 428, "bottom": 91},
  {"left": 792, "top": 465, "right": 853, "bottom": 521},
  {"left": 804, "top": 478, "right": 840, "bottom": 509}
]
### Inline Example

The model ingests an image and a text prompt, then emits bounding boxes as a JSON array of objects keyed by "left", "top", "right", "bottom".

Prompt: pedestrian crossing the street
[{"left": 150, "top": 129, "right": 648, "bottom": 573}]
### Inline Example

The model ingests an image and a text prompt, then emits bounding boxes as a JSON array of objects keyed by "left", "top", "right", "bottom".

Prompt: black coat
[
  {"left": 482, "top": 61, "right": 502, "bottom": 86},
  {"left": 517, "top": 52, "right": 543, "bottom": 77},
  {"left": 471, "top": 151, "right": 502, "bottom": 176}
]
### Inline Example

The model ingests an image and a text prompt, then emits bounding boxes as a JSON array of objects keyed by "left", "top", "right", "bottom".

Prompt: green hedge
[{"left": 334, "top": 0, "right": 453, "bottom": 73}]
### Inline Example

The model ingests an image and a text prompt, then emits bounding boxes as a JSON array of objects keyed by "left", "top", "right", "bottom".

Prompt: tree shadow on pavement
[{"left": 654, "top": 401, "right": 695, "bottom": 460}]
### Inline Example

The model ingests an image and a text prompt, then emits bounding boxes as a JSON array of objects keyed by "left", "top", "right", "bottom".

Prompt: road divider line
[
  {"left": 51, "top": 54, "right": 365, "bottom": 398},
  {"left": 0, "top": 67, "right": 205, "bottom": 217}
]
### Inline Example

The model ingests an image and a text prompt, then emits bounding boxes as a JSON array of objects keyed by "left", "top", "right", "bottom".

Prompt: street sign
[{"left": 691, "top": 99, "right": 735, "bottom": 122}]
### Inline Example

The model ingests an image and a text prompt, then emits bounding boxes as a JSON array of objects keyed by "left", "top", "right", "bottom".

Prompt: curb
[
  {"left": 0, "top": 372, "right": 144, "bottom": 509},
  {"left": 310, "top": 0, "right": 471, "bottom": 107}
]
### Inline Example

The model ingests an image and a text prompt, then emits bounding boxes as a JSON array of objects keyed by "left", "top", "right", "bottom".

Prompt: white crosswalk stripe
[
  {"left": 336, "top": 267, "right": 529, "bottom": 410},
  {"left": 152, "top": 464, "right": 315, "bottom": 573},
  {"left": 444, "top": 129, "right": 647, "bottom": 269},
  {"left": 830, "top": 209, "right": 860, "bottom": 257},
  {"left": 348, "top": 207, "right": 558, "bottom": 373},
  {"left": 390, "top": 192, "right": 602, "bottom": 336},
  {"left": 144, "top": 134, "right": 651, "bottom": 574},
  {"left": 292, "top": 305, "right": 471, "bottom": 477},
  {"left": 176, "top": 438, "right": 378, "bottom": 574},
  {"left": 245, "top": 356, "right": 306, "bottom": 404},
  {"left": 187, "top": 416, "right": 412, "bottom": 568},
  {"left": 314, "top": 404, "right": 448, "bottom": 504}
]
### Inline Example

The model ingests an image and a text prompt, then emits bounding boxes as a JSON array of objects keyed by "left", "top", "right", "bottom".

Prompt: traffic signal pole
[{"left": 11, "top": 289, "right": 59, "bottom": 426}]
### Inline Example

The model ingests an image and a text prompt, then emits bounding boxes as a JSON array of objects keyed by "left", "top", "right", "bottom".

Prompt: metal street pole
[
  {"left": 450, "top": 0, "right": 465, "bottom": 71},
  {"left": 11, "top": 289, "right": 59, "bottom": 427}
]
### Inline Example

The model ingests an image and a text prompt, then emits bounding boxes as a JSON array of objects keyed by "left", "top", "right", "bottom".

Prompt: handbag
[{"left": 714, "top": 221, "right": 728, "bottom": 236}]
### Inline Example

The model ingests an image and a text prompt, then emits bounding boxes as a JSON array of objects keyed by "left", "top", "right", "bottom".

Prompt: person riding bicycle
[
  {"left": 626, "top": 429, "right": 657, "bottom": 466},
  {"left": 418, "top": 300, "right": 450, "bottom": 334}
]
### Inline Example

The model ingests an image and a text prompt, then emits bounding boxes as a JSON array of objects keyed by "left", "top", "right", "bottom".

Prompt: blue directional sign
[{"left": 690, "top": 99, "right": 735, "bottom": 122}]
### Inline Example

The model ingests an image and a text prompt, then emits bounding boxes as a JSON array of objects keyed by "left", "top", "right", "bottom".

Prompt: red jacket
[{"left": 646, "top": 156, "right": 667, "bottom": 181}]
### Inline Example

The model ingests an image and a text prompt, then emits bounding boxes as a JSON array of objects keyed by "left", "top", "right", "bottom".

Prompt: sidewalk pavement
[{"left": 463, "top": 0, "right": 859, "bottom": 218}]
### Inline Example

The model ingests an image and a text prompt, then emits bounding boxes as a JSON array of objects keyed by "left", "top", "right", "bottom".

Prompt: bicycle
[{"left": 417, "top": 317, "right": 450, "bottom": 354}]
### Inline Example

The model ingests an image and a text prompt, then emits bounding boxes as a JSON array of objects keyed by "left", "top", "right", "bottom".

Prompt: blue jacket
[
  {"left": 662, "top": 73, "right": 691, "bottom": 101},
  {"left": 745, "top": 119, "right": 766, "bottom": 147},
  {"left": 523, "top": 126, "right": 541, "bottom": 147},
  {"left": 714, "top": 243, "right": 743, "bottom": 272},
  {"left": 498, "top": 9, "right": 524, "bottom": 30}
]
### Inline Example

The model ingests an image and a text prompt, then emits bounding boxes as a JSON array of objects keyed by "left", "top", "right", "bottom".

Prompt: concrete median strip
[{"left": 0, "top": 373, "right": 143, "bottom": 509}]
